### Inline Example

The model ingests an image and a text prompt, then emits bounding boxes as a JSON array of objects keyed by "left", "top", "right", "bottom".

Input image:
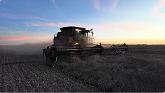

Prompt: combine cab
[{"left": 43, "top": 26, "right": 129, "bottom": 67}]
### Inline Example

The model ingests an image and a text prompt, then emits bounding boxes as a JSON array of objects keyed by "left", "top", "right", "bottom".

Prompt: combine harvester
[{"left": 43, "top": 26, "right": 129, "bottom": 67}]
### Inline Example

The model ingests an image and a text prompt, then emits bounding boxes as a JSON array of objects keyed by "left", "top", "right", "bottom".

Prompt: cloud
[
  {"left": 0, "top": 13, "right": 20, "bottom": 19},
  {"left": 0, "top": 31, "right": 29, "bottom": 34},
  {"left": 0, "top": 12, "right": 55, "bottom": 22},
  {"left": 24, "top": 22, "right": 81, "bottom": 27},
  {"left": 8, "top": 31, "right": 28, "bottom": 34},
  {"left": 151, "top": 0, "right": 165, "bottom": 18},
  {"left": 111, "top": 0, "right": 119, "bottom": 11},
  {"left": 84, "top": 22, "right": 147, "bottom": 31},
  {"left": 92, "top": 0, "right": 120, "bottom": 11},
  {"left": 63, "top": 17, "right": 78, "bottom": 22},
  {"left": 49, "top": 0, "right": 78, "bottom": 23},
  {"left": 28, "top": 16, "right": 56, "bottom": 22},
  {"left": 50, "top": 0, "right": 60, "bottom": 10},
  {"left": 93, "top": 0, "right": 100, "bottom": 10},
  {"left": 0, "top": 35, "right": 52, "bottom": 41},
  {"left": 25, "top": 21, "right": 160, "bottom": 32},
  {"left": 84, "top": 21, "right": 165, "bottom": 32},
  {"left": 103, "top": 23, "right": 146, "bottom": 31},
  {"left": 103, "top": 25, "right": 145, "bottom": 31},
  {"left": 0, "top": 7, "right": 12, "bottom": 12},
  {"left": 24, "top": 21, "right": 165, "bottom": 33}
]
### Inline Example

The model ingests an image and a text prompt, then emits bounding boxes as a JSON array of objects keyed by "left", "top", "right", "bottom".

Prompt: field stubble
[
  {"left": 55, "top": 45, "right": 165, "bottom": 92},
  {"left": 1, "top": 45, "right": 165, "bottom": 92},
  {"left": 0, "top": 48, "right": 98, "bottom": 92}
]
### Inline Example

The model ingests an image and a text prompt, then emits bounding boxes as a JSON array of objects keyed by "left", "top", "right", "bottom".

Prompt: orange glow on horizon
[{"left": 94, "top": 38, "right": 165, "bottom": 45}]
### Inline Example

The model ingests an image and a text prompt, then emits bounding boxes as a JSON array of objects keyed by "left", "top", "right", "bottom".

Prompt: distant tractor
[{"left": 43, "top": 26, "right": 129, "bottom": 67}]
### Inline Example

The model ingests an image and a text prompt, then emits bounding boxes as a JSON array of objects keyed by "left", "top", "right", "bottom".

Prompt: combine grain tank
[{"left": 43, "top": 26, "right": 129, "bottom": 67}]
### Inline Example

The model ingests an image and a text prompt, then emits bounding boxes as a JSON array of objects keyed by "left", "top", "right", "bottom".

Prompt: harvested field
[
  {"left": 1, "top": 45, "right": 165, "bottom": 92},
  {"left": 55, "top": 45, "right": 165, "bottom": 92},
  {"left": 0, "top": 48, "right": 98, "bottom": 92}
]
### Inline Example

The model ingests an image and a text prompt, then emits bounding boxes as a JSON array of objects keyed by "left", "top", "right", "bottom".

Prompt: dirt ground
[
  {"left": 0, "top": 45, "right": 99, "bottom": 92},
  {"left": 1, "top": 44, "right": 165, "bottom": 92}
]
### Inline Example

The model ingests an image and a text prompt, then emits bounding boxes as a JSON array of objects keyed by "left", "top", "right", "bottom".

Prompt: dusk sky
[{"left": 0, "top": 0, "right": 165, "bottom": 45}]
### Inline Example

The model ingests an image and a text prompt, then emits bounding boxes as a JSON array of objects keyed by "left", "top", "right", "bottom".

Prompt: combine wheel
[
  {"left": 43, "top": 52, "right": 47, "bottom": 60},
  {"left": 43, "top": 49, "right": 47, "bottom": 60},
  {"left": 43, "top": 49, "right": 54, "bottom": 67}
]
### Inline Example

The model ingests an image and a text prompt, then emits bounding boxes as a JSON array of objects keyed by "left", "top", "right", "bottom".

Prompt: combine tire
[
  {"left": 43, "top": 49, "right": 54, "bottom": 67},
  {"left": 43, "top": 49, "right": 47, "bottom": 61},
  {"left": 43, "top": 52, "right": 47, "bottom": 61}
]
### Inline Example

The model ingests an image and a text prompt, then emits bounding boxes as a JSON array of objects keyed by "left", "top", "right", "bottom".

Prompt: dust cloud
[
  {"left": 1, "top": 41, "right": 52, "bottom": 55},
  {"left": 0, "top": 38, "right": 113, "bottom": 56}
]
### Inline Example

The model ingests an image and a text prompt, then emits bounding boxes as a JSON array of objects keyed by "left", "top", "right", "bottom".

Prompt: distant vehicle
[{"left": 43, "top": 26, "right": 129, "bottom": 67}]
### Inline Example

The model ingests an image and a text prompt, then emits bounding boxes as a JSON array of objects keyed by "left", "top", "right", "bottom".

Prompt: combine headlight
[{"left": 75, "top": 29, "right": 81, "bottom": 32}]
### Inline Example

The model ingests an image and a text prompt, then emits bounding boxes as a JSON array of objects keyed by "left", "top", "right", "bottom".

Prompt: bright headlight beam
[{"left": 75, "top": 29, "right": 81, "bottom": 32}]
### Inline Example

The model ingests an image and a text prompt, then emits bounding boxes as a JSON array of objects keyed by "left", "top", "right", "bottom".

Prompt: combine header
[{"left": 43, "top": 26, "right": 129, "bottom": 67}]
